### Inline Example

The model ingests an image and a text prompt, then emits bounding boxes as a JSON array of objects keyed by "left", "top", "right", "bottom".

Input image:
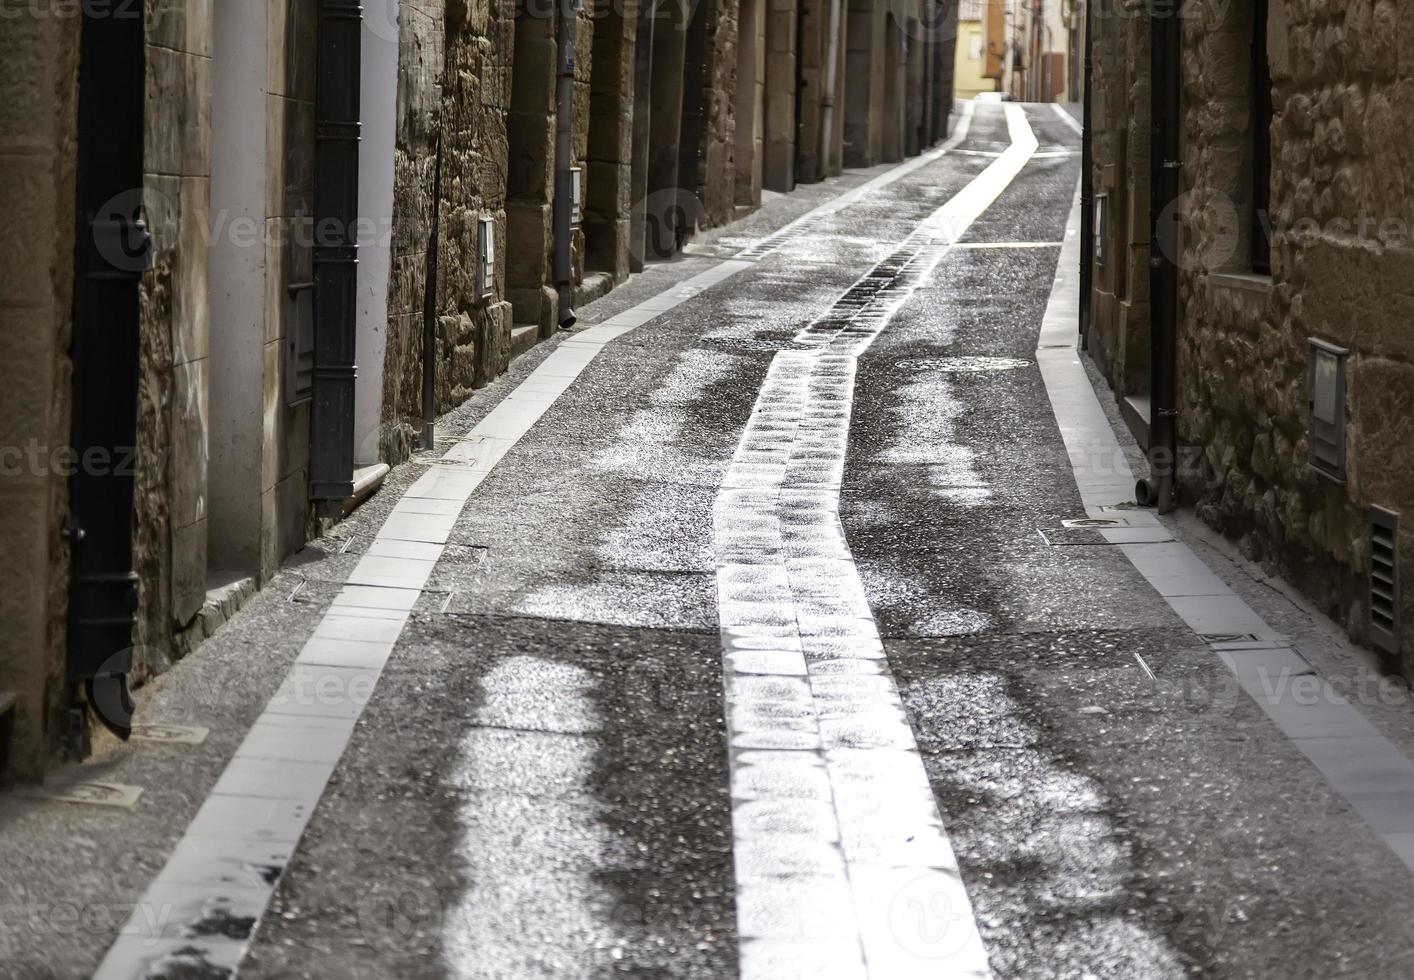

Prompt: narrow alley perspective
[{"left": 8, "top": 2, "right": 1414, "bottom": 979}]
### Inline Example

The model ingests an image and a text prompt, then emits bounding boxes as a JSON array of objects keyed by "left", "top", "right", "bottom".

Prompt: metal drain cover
[{"left": 908, "top": 356, "right": 1033, "bottom": 373}]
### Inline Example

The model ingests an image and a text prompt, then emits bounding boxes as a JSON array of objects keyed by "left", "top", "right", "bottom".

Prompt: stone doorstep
[
  {"left": 574, "top": 270, "right": 615, "bottom": 308},
  {"left": 176, "top": 574, "right": 260, "bottom": 658},
  {"left": 509, "top": 323, "right": 540, "bottom": 360}
]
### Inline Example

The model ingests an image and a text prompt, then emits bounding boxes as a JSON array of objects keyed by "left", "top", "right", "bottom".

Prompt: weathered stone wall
[
  {"left": 844, "top": 0, "right": 887, "bottom": 167},
  {"left": 698, "top": 0, "right": 739, "bottom": 226},
  {"left": 0, "top": 4, "right": 81, "bottom": 777},
  {"left": 1173, "top": 0, "right": 1414, "bottom": 669},
  {"left": 733, "top": 0, "right": 767, "bottom": 207},
  {"left": 133, "top": 0, "right": 214, "bottom": 671},
  {"left": 585, "top": 0, "right": 639, "bottom": 280},
  {"left": 762, "top": 0, "right": 797, "bottom": 190},
  {"left": 1089, "top": 0, "right": 1414, "bottom": 671},
  {"left": 1086, "top": 0, "right": 1150, "bottom": 398},
  {"left": 796, "top": 0, "right": 828, "bottom": 183},
  {"left": 383, "top": 0, "right": 517, "bottom": 459},
  {"left": 264, "top": 0, "right": 318, "bottom": 577}
]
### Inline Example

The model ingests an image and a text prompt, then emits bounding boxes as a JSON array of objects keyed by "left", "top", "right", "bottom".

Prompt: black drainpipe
[
  {"left": 1078, "top": 0, "right": 1093, "bottom": 348},
  {"left": 1146, "top": 3, "right": 1180, "bottom": 512},
  {"left": 422, "top": 129, "right": 444, "bottom": 449},
  {"left": 553, "top": 0, "right": 580, "bottom": 328},
  {"left": 66, "top": 4, "right": 149, "bottom": 745},
  {"left": 310, "top": 0, "right": 363, "bottom": 515}
]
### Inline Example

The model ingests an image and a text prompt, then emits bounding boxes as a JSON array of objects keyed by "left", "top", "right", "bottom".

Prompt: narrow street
[{"left": 9, "top": 100, "right": 1414, "bottom": 980}]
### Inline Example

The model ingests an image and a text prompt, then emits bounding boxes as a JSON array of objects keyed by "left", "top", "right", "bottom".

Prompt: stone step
[{"left": 509, "top": 323, "right": 540, "bottom": 360}]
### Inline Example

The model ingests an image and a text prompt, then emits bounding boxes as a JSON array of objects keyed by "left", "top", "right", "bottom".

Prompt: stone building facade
[
  {"left": 1087, "top": 0, "right": 1414, "bottom": 675},
  {"left": 0, "top": 0, "right": 956, "bottom": 780}
]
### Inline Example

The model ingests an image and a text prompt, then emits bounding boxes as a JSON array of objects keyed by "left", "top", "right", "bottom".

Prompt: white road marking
[
  {"left": 733, "top": 102, "right": 976, "bottom": 261},
  {"left": 1050, "top": 102, "right": 1084, "bottom": 136},
  {"left": 1037, "top": 179, "right": 1414, "bottom": 870},
  {"left": 952, "top": 241, "right": 1064, "bottom": 249},
  {"left": 718, "top": 105, "right": 1037, "bottom": 980},
  {"left": 93, "top": 110, "right": 988, "bottom": 979}
]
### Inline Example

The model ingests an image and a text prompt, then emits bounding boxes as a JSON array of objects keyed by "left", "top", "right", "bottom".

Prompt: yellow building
[{"left": 953, "top": 0, "right": 995, "bottom": 100}]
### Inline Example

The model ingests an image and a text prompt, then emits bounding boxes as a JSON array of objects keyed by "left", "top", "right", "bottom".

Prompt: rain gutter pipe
[
  {"left": 1146, "top": 0, "right": 1180, "bottom": 512},
  {"left": 1079, "top": 0, "right": 1093, "bottom": 348},
  {"left": 554, "top": 0, "right": 580, "bottom": 328},
  {"left": 820, "top": 0, "right": 843, "bottom": 173}
]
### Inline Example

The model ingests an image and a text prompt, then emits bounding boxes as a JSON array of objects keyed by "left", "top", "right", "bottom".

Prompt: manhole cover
[
  {"left": 1061, "top": 518, "right": 1130, "bottom": 528},
  {"left": 908, "top": 356, "right": 1033, "bottom": 373}
]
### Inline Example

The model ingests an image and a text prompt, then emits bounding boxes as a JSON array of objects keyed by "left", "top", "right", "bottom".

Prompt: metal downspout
[
  {"left": 820, "top": 0, "right": 843, "bottom": 171},
  {"left": 1079, "top": 0, "right": 1093, "bottom": 348},
  {"left": 310, "top": 0, "right": 363, "bottom": 513},
  {"left": 554, "top": 0, "right": 580, "bottom": 328},
  {"left": 421, "top": 129, "right": 444, "bottom": 449},
  {"left": 1147, "top": 1, "right": 1180, "bottom": 512}
]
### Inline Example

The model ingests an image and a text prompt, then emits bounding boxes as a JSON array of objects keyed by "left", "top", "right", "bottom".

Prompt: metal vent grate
[
  {"left": 1307, "top": 338, "right": 1348, "bottom": 481},
  {"left": 1370, "top": 507, "right": 1401, "bottom": 655}
]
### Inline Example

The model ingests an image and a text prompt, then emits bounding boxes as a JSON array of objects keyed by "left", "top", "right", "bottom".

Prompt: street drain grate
[{"left": 907, "top": 356, "right": 1033, "bottom": 373}]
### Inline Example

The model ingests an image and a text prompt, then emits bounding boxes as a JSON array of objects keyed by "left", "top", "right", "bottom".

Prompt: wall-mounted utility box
[
  {"left": 1094, "top": 192, "right": 1108, "bottom": 267},
  {"left": 570, "top": 166, "right": 583, "bottom": 225},
  {"left": 477, "top": 216, "right": 495, "bottom": 300},
  {"left": 1370, "top": 507, "right": 1401, "bottom": 655},
  {"left": 285, "top": 280, "right": 315, "bottom": 406},
  {"left": 1307, "top": 338, "right": 1348, "bottom": 481}
]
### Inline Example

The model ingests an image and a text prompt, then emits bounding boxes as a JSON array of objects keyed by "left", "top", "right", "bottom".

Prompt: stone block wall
[
  {"left": 263, "top": 0, "right": 317, "bottom": 576},
  {"left": 762, "top": 0, "right": 797, "bottom": 190},
  {"left": 134, "top": 0, "right": 214, "bottom": 671},
  {"left": 1089, "top": 0, "right": 1414, "bottom": 672},
  {"left": 0, "top": 5, "right": 82, "bottom": 778},
  {"left": 1174, "top": 0, "right": 1414, "bottom": 669},
  {"left": 698, "top": 0, "right": 739, "bottom": 226},
  {"left": 585, "top": 0, "right": 639, "bottom": 280},
  {"left": 1086, "top": 0, "right": 1151, "bottom": 398},
  {"left": 383, "top": 0, "right": 517, "bottom": 458}
]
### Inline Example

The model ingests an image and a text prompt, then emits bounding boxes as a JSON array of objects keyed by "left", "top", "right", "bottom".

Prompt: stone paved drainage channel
[
  {"left": 716, "top": 103, "right": 1036, "bottom": 980},
  {"left": 91, "top": 108, "right": 996, "bottom": 980}
]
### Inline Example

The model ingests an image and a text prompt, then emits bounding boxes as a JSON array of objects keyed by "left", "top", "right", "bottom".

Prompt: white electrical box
[
  {"left": 571, "top": 166, "right": 583, "bottom": 225},
  {"left": 478, "top": 215, "right": 495, "bottom": 299},
  {"left": 1308, "top": 338, "right": 1348, "bottom": 481},
  {"left": 1094, "top": 193, "right": 1108, "bottom": 267}
]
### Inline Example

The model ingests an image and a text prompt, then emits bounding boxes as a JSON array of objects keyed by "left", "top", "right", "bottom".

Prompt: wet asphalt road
[{"left": 197, "top": 104, "right": 1414, "bottom": 978}]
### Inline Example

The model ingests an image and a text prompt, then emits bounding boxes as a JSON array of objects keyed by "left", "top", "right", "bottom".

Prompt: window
[{"left": 1251, "top": 0, "right": 1273, "bottom": 274}]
